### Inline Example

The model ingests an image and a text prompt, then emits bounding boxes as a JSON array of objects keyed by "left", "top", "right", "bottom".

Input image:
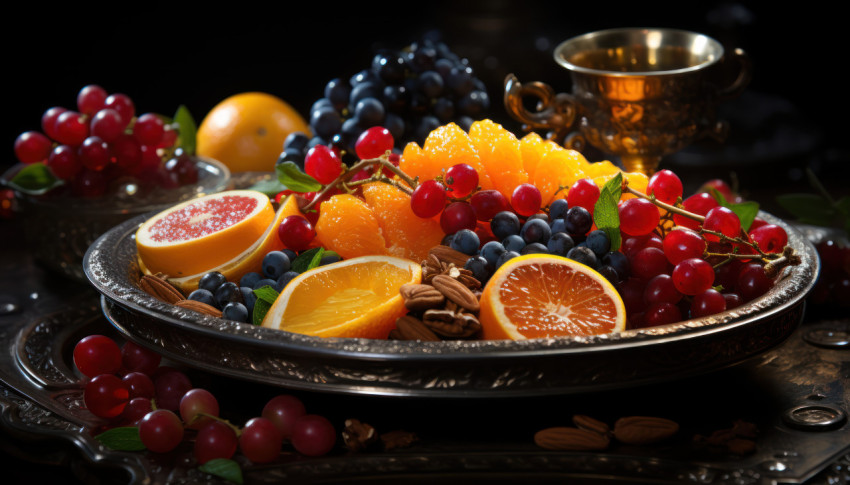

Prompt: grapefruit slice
[
  {"left": 479, "top": 254, "right": 626, "bottom": 340},
  {"left": 261, "top": 255, "right": 421, "bottom": 339},
  {"left": 136, "top": 190, "right": 275, "bottom": 279},
  {"left": 163, "top": 194, "right": 302, "bottom": 293}
]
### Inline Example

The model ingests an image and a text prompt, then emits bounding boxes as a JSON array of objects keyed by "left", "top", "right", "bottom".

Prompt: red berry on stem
[
  {"left": 84, "top": 374, "right": 130, "bottom": 418},
  {"left": 470, "top": 189, "right": 510, "bottom": 221},
  {"left": 445, "top": 163, "right": 479, "bottom": 198},
  {"left": 644, "top": 302, "right": 682, "bottom": 326},
  {"left": 133, "top": 113, "right": 165, "bottom": 146},
  {"left": 240, "top": 417, "right": 283, "bottom": 464},
  {"left": 566, "top": 178, "right": 600, "bottom": 215},
  {"left": 77, "top": 85, "right": 108, "bottom": 116},
  {"left": 179, "top": 388, "right": 220, "bottom": 429},
  {"left": 662, "top": 227, "right": 706, "bottom": 265},
  {"left": 618, "top": 198, "right": 660, "bottom": 236},
  {"left": 644, "top": 274, "right": 683, "bottom": 305},
  {"left": 48, "top": 145, "right": 83, "bottom": 180},
  {"left": 121, "top": 397, "right": 153, "bottom": 425},
  {"left": 123, "top": 371, "right": 155, "bottom": 399},
  {"left": 629, "top": 247, "right": 669, "bottom": 281},
  {"left": 440, "top": 201, "right": 477, "bottom": 234},
  {"left": 104, "top": 93, "right": 135, "bottom": 124},
  {"left": 511, "top": 183, "right": 542, "bottom": 217},
  {"left": 139, "top": 409, "right": 184, "bottom": 453},
  {"left": 410, "top": 180, "right": 447, "bottom": 218},
  {"left": 278, "top": 215, "right": 316, "bottom": 251},
  {"left": 674, "top": 192, "right": 718, "bottom": 230},
  {"left": 195, "top": 421, "right": 238, "bottom": 464},
  {"left": 702, "top": 206, "right": 741, "bottom": 243},
  {"left": 691, "top": 289, "right": 727, "bottom": 317},
  {"left": 355, "top": 126, "right": 394, "bottom": 159},
  {"left": 647, "top": 169, "right": 683, "bottom": 205},
  {"left": 749, "top": 224, "right": 788, "bottom": 254},
  {"left": 737, "top": 262, "right": 774, "bottom": 302},
  {"left": 153, "top": 369, "right": 192, "bottom": 411},
  {"left": 53, "top": 110, "right": 89, "bottom": 146},
  {"left": 262, "top": 394, "right": 306, "bottom": 439},
  {"left": 14, "top": 131, "right": 53, "bottom": 164},
  {"left": 304, "top": 145, "right": 343, "bottom": 184},
  {"left": 121, "top": 340, "right": 162, "bottom": 376},
  {"left": 90, "top": 108, "right": 127, "bottom": 143},
  {"left": 41, "top": 106, "right": 67, "bottom": 140},
  {"left": 292, "top": 414, "right": 336, "bottom": 457},
  {"left": 78, "top": 136, "right": 111, "bottom": 171},
  {"left": 74, "top": 334, "right": 122, "bottom": 378},
  {"left": 672, "top": 258, "right": 715, "bottom": 295}
]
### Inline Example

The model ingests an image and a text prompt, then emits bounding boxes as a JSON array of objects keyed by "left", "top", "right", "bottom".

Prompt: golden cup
[{"left": 504, "top": 28, "right": 751, "bottom": 174}]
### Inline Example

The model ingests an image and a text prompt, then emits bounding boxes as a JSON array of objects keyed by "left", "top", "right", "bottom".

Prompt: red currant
[
  {"left": 153, "top": 368, "right": 192, "bottom": 411},
  {"left": 643, "top": 274, "right": 683, "bottom": 305},
  {"left": 354, "top": 126, "right": 394, "bottom": 159},
  {"left": 133, "top": 113, "right": 165, "bottom": 146},
  {"left": 73, "top": 334, "right": 122, "bottom": 378},
  {"left": 644, "top": 302, "right": 682, "bottom": 326},
  {"left": 195, "top": 421, "right": 238, "bottom": 464},
  {"left": 84, "top": 374, "right": 130, "bottom": 418},
  {"left": 445, "top": 163, "right": 479, "bottom": 198},
  {"left": 618, "top": 198, "right": 660, "bottom": 236},
  {"left": 278, "top": 215, "right": 316, "bottom": 252},
  {"left": 77, "top": 84, "right": 108, "bottom": 116},
  {"left": 702, "top": 206, "right": 741, "bottom": 243},
  {"left": 662, "top": 227, "right": 706, "bottom": 265},
  {"left": 262, "top": 395, "right": 306, "bottom": 439},
  {"left": 510, "top": 183, "right": 542, "bottom": 217},
  {"left": 737, "top": 263, "right": 774, "bottom": 302},
  {"left": 139, "top": 409, "right": 184, "bottom": 453},
  {"left": 469, "top": 190, "right": 511, "bottom": 221},
  {"left": 304, "top": 145, "right": 343, "bottom": 184},
  {"left": 629, "top": 247, "right": 669, "bottom": 280},
  {"left": 647, "top": 169, "right": 683, "bottom": 205},
  {"left": 566, "top": 178, "right": 600, "bottom": 215},
  {"left": 291, "top": 414, "right": 336, "bottom": 457},
  {"left": 112, "top": 134, "right": 142, "bottom": 169},
  {"left": 120, "top": 397, "right": 153, "bottom": 425},
  {"left": 53, "top": 110, "right": 89, "bottom": 146},
  {"left": 122, "top": 372, "right": 156, "bottom": 399},
  {"left": 672, "top": 258, "right": 715, "bottom": 295},
  {"left": 14, "top": 131, "right": 53, "bottom": 164},
  {"left": 90, "top": 108, "right": 127, "bottom": 143},
  {"left": 41, "top": 106, "right": 67, "bottom": 140},
  {"left": 78, "top": 136, "right": 111, "bottom": 171},
  {"left": 749, "top": 224, "right": 788, "bottom": 254},
  {"left": 691, "top": 289, "right": 726, "bottom": 317},
  {"left": 104, "top": 93, "right": 135, "bottom": 124},
  {"left": 179, "top": 388, "right": 220, "bottom": 429},
  {"left": 674, "top": 192, "right": 718, "bottom": 230},
  {"left": 410, "top": 180, "right": 447, "bottom": 218},
  {"left": 440, "top": 201, "right": 477, "bottom": 234},
  {"left": 240, "top": 417, "right": 283, "bottom": 464}
]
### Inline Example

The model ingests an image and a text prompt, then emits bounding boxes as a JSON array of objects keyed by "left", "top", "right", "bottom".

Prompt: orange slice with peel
[
  {"left": 136, "top": 190, "right": 275, "bottom": 279},
  {"left": 162, "top": 194, "right": 302, "bottom": 293},
  {"left": 479, "top": 254, "right": 626, "bottom": 340},
  {"left": 261, "top": 255, "right": 421, "bottom": 339}
]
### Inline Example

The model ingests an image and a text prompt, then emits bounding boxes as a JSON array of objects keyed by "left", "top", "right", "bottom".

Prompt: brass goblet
[{"left": 504, "top": 28, "right": 751, "bottom": 175}]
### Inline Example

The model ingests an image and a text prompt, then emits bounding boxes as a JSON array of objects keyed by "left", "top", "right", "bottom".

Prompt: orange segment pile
[
  {"left": 261, "top": 256, "right": 422, "bottom": 339},
  {"left": 314, "top": 194, "right": 389, "bottom": 260},
  {"left": 399, "top": 122, "right": 494, "bottom": 192},
  {"left": 468, "top": 119, "right": 527, "bottom": 199},
  {"left": 136, "top": 190, "right": 275, "bottom": 278},
  {"left": 479, "top": 254, "right": 626, "bottom": 340}
]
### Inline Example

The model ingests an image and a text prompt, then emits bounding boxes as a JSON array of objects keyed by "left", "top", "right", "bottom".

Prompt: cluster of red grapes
[
  {"left": 12, "top": 85, "right": 195, "bottom": 197},
  {"left": 74, "top": 334, "right": 337, "bottom": 465}
]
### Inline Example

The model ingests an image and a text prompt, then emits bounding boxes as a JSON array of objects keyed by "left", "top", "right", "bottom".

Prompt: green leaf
[
  {"left": 291, "top": 247, "right": 324, "bottom": 273},
  {"left": 247, "top": 178, "right": 288, "bottom": 196},
  {"left": 593, "top": 172, "right": 623, "bottom": 251},
  {"left": 728, "top": 201, "right": 760, "bottom": 232},
  {"left": 775, "top": 193, "right": 836, "bottom": 226},
  {"left": 94, "top": 427, "right": 146, "bottom": 451},
  {"left": 276, "top": 161, "right": 322, "bottom": 193},
  {"left": 253, "top": 285, "right": 279, "bottom": 304},
  {"left": 6, "top": 163, "right": 62, "bottom": 194},
  {"left": 252, "top": 297, "right": 272, "bottom": 326},
  {"left": 835, "top": 196, "right": 850, "bottom": 218},
  {"left": 198, "top": 458, "right": 243, "bottom": 484},
  {"left": 173, "top": 105, "right": 197, "bottom": 155}
]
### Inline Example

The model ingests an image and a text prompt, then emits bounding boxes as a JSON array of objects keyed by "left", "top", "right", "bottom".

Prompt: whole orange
[{"left": 196, "top": 92, "right": 310, "bottom": 173}]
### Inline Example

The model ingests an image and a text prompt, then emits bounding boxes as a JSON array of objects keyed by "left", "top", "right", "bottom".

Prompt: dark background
[{"left": 5, "top": 1, "right": 847, "bottom": 212}]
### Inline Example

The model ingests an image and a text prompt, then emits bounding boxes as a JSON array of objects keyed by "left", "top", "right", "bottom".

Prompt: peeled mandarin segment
[
  {"left": 479, "top": 254, "right": 626, "bottom": 340},
  {"left": 519, "top": 132, "right": 559, "bottom": 179},
  {"left": 135, "top": 190, "right": 274, "bottom": 277},
  {"left": 420, "top": 122, "right": 493, "bottom": 190},
  {"left": 165, "top": 195, "right": 301, "bottom": 293},
  {"left": 531, "top": 148, "right": 588, "bottom": 207},
  {"left": 261, "top": 256, "right": 421, "bottom": 339},
  {"left": 583, "top": 160, "right": 620, "bottom": 179},
  {"left": 360, "top": 183, "right": 444, "bottom": 262},
  {"left": 399, "top": 141, "right": 427, "bottom": 181},
  {"left": 469, "top": 119, "right": 528, "bottom": 201},
  {"left": 314, "top": 194, "right": 389, "bottom": 260},
  {"left": 622, "top": 172, "right": 649, "bottom": 200}
]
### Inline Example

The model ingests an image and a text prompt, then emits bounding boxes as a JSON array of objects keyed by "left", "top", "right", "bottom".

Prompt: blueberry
[
  {"left": 198, "top": 271, "right": 227, "bottom": 293},
  {"left": 262, "top": 251, "right": 291, "bottom": 279},
  {"left": 254, "top": 278, "right": 278, "bottom": 290},
  {"left": 564, "top": 206, "right": 593, "bottom": 236},
  {"left": 480, "top": 240, "right": 506, "bottom": 267},
  {"left": 319, "top": 252, "right": 342, "bottom": 266},
  {"left": 528, "top": 213, "right": 549, "bottom": 224},
  {"left": 550, "top": 218, "right": 567, "bottom": 234},
  {"left": 567, "top": 246, "right": 598, "bottom": 268},
  {"left": 282, "top": 249, "right": 298, "bottom": 262},
  {"left": 597, "top": 265, "right": 620, "bottom": 285},
  {"left": 584, "top": 230, "right": 611, "bottom": 257},
  {"left": 549, "top": 198, "right": 569, "bottom": 220},
  {"left": 521, "top": 242, "right": 549, "bottom": 255},
  {"left": 187, "top": 288, "right": 217, "bottom": 308},
  {"left": 502, "top": 234, "right": 526, "bottom": 253},
  {"left": 496, "top": 250, "right": 521, "bottom": 269},
  {"left": 464, "top": 255, "right": 491, "bottom": 284},
  {"left": 547, "top": 232, "right": 575, "bottom": 257},
  {"left": 239, "top": 271, "right": 262, "bottom": 289},
  {"left": 602, "top": 251, "right": 630, "bottom": 280},
  {"left": 222, "top": 302, "right": 249, "bottom": 323},
  {"left": 520, "top": 218, "right": 551, "bottom": 245},
  {"left": 450, "top": 229, "right": 480, "bottom": 255},
  {"left": 214, "top": 281, "right": 242, "bottom": 307},
  {"left": 240, "top": 286, "right": 257, "bottom": 313},
  {"left": 441, "top": 233, "right": 455, "bottom": 246},
  {"left": 491, "top": 211, "right": 520, "bottom": 240},
  {"left": 277, "top": 271, "right": 300, "bottom": 291}
]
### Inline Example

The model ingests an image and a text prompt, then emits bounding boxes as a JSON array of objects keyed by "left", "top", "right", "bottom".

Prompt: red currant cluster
[
  {"left": 74, "top": 334, "right": 337, "bottom": 467},
  {"left": 12, "top": 85, "right": 192, "bottom": 197}
]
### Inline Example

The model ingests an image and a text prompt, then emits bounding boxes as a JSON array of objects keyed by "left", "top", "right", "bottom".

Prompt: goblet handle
[
  {"left": 718, "top": 47, "right": 752, "bottom": 101},
  {"left": 503, "top": 74, "right": 578, "bottom": 145}
]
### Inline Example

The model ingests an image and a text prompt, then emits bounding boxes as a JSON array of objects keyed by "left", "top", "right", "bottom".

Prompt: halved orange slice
[
  {"left": 479, "top": 254, "right": 626, "bottom": 340},
  {"left": 261, "top": 255, "right": 421, "bottom": 339},
  {"left": 136, "top": 190, "right": 274, "bottom": 278}
]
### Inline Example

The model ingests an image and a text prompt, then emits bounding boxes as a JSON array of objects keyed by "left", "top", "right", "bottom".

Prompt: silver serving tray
[{"left": 83, "top": 211, "right": 819, "bottom": 398}]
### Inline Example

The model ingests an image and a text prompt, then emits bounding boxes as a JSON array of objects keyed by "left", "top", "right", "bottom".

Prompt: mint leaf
[
  {"left": 94, "top": 426, "right": 146, "bottom": 451},
  {"left": 247, "top": 178, "right": 288, "bottom": 196},
  {"left": 728, "top": 201, "right": 760, "bottom": 232},
  {"left": 198, "top": 458, "right": 243, "bottom": 484},
  {"left": 251, "top": 286, "right": 279, "bottom": 326},
  {"left": 253, "top": 285, "right": 280, "bottom": 304},
  {"left": 593, "top": 172, "right": 623, "bottom": 251},
  {"left": 6, "top": 163, "right": 62, "bottom": 194},
  {"left": 291, "top": 247, "right": 324, "bottom": 273},
  {"left": 276, "top": 161, "right": 322, "bottom": 192},
  {"left": 776, "top": 193, "right": 836, "bottom": 226},
  {"left": 173, "top": 105, "right": 197, "bottom": 155}
]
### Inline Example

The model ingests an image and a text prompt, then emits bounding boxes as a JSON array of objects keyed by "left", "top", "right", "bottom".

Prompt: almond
[
  {"left": 572, "top": 415, "right": 610, "bottom": 436},
  {"left": 139, "top": 274, "right": 185, "bottom": 304},
  {"left": 175, "top": 299, "right": 223, "bottom": 318},
  {"left": 534, "top": 427, "right": 610, "bottom": 451},
  {"left": 613, "top": 416, "right": 679, "bottom": 445}
]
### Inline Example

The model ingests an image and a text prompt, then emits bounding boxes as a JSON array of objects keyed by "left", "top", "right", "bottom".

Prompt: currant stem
[
  {"left": 623, "top": 185, "right": 706, "bottom": 222},
  {"left": 302, "top": 155, "right": 417, "bottom": 212}
]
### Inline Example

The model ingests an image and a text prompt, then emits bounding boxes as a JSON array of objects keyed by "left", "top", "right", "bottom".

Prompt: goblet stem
[{"left": 620, "top": 155, "right": 661, "bottom": 176}]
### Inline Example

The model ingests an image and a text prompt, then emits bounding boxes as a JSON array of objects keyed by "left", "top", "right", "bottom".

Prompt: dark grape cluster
[{"left": 279, "top": 36, "right": 490, "bottom": 170}]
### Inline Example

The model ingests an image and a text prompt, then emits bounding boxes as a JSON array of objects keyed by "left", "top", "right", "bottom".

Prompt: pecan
[
  {"left": 342, "top": 419, "right": 378, "bottom": 452},
  {"left": 572, "top": 415, "right": 610, "bottom": 436},
  {"left": 429, "top": 245, "right": 471, "bottom": 268},
  {"left": 175, "top": 299, "right": 223, "bottom": 318},
  {"left": 380, "top": 430, "right": 418, "bottom": 451},
  {"left": 139, "top": 274, "right": 185, "bottom": 304},
  {"left": 534, "top": 427, "right": 610, "bottom": 451},
  {"left": 422, "top": 308, "right": 481, "bottom": 338},
  {"left": 430, "top": 274, "right": 479, "bottom": 312},
  {"left": 399, "top": 284, "right": 445, "bottom": 312},
  {"left": 613, "top": 416, "right": 679, "bottom": 445},
  {"left": 390, "top": 315, "right": 441, "bottom": 341}
]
